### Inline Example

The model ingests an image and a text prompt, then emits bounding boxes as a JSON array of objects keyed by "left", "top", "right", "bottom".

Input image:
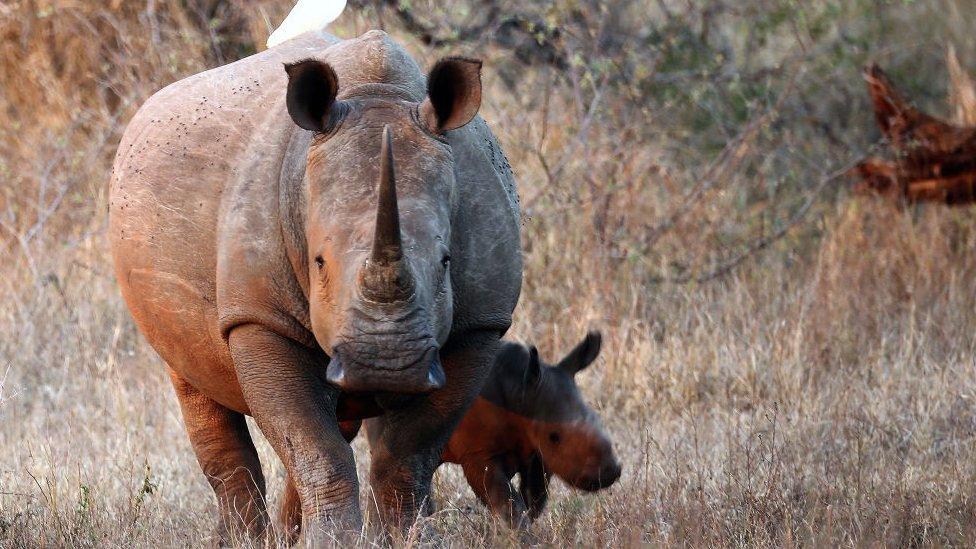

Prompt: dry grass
[{"left": 5, "top": 1, "right": 976, "bottom": 547}]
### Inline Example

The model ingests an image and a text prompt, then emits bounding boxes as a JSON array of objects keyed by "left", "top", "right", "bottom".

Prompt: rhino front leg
[
  {"left": 279, "top": 420, "right": 363, "bottom": 545},
  {"left": 518, "top": 452, "right": 550, "bottom": 521},
  {"left": 228, "top": 324, "right": 362, "bottom": 542},
  {"left": 365, "top": 332, "right": 500, "bottom": 532},
  {"left": 169, "top": 371, "right": 268, "bottom": 543},
  {"left": 461, "top": 458, "right": 529, "bottom": 528}
]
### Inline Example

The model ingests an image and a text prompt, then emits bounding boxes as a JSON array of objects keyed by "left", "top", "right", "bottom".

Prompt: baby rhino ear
[
  {"left": 558, "top": 331, "right": 602, "bottom": 376},
  {"left": 420, "top": 56, "right": 482, "bottom": 133}
]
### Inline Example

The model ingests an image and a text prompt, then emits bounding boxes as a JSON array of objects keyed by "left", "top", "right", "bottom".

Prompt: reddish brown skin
[
  {"left": 280, "top": 332, "right": 620, "bottom": 537},
  {"left": 851, "top": 65, "right": 976, "bottom": 205},
  {"left": 441, "top": 397, "right": 619, "bottom": 527},
  {"left": 110, "top": 30, "right": 522, "bottom": 543}
]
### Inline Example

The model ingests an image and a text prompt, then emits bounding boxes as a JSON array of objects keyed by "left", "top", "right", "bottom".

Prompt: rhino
[
  {"left": 442, "top": 332, "right": 621, "bottom": 526},
  {"left": 281, "top": 331, "right": 620, "bottom": 538},
  {"left": 109, "top": 30, "right": 522, "bottom": 542}
]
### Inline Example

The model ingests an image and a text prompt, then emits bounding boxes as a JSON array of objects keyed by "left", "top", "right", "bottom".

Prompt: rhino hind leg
[
  {"left": 279, "top": 476, "right": 301, "bottom": 545},
  {"left": 170, "top": 371, "right": 268, "bottom": 543}
]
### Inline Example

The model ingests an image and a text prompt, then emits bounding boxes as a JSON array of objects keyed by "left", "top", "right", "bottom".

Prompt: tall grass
[{"left": 5, "top": 1, "right": 976, "bottom": 546}]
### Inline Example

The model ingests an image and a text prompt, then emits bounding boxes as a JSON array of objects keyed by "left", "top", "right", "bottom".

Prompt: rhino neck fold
[{"left": 278, "top": 126, "right": 315, "bottom": 306}]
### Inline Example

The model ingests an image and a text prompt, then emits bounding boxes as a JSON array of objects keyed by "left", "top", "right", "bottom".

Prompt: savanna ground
[{"left": 5, "top": 1, "right": 976, "bottom": 546}]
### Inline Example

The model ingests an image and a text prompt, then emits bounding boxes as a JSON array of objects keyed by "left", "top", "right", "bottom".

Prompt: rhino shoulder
[
  {"left": 453, "top": 117, "right": 520, "bottom": 224},
  {"left": 444, "top": 117, "right": 523, "bottom": 337}
]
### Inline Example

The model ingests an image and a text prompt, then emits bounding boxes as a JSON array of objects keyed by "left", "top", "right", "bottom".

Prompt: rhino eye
[
  {"left": 441, "top": 253, "right": 451, "bottom": 269},
  {"left": 314, "top": 255, "right": 325, "bottom": 270},
  {"left": 549, "top": 431, "right": 561, "bottom": 445}
]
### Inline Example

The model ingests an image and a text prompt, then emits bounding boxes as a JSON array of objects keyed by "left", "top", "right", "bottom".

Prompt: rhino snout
[
  {"left": 326, "top": 344, "right": 445, "bottom": 394},
  {"left": 561, "top": 433, "right": 621, "bottom": 492},
  {"left": 574, "top": 456, "right": 621, "bottom": 492},
  {"left": 598, "top": 458, "right": 622, "bottom": 488}
]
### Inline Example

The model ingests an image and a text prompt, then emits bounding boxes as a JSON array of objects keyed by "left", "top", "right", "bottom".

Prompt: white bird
[{"left": 267, "top": 0, "right": 348, "bottom": 48}]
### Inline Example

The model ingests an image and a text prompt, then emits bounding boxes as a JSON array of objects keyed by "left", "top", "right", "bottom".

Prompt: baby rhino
[
  {"left": 281, "top": 332, "right": 620, "bottom": 535},
  {"left": 444, "top": 331, "right": 621, "bottom": 527}
]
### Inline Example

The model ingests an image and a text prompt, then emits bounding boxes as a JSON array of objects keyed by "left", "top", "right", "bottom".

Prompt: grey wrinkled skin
[
  {"left": 279, "top": 332, "right": 621, "bottom": 538},
  {"left": 467, "top": 332, "right": 622, "bottom": 526},
  {"left": 109, "top": 30, "right": 522, "bottom": 542}
]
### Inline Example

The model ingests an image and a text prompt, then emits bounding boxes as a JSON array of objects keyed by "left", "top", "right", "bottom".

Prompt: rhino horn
[
  {"left": 372, "top": 125, "right": 402, "bottom": 264},
  {"left": 361, "top": 125, "right": 414, "bottom": 302}
]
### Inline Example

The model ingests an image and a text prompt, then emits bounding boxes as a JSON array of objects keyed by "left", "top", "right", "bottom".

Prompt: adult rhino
[{"left": 109, "top": 30, "right": 522, "bottom": 541}]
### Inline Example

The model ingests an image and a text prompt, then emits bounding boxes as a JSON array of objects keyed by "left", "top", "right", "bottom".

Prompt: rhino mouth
[
  {"left": 565, "top": 460, "right": 622, "bottom": 492},
  {"left": 326, "top": 342, "right": 445, "bottom": 394}
]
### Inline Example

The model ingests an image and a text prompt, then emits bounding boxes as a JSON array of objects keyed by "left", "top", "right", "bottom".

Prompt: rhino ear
[
  {"left": 420, "top": 56, "right": 482, "bottom": 133},
  {"left": 558, "top": 331, "right": 602, "bottom": 376},
  {"left": 285, "top": 59, "right": 341, "bottom": 132}
]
